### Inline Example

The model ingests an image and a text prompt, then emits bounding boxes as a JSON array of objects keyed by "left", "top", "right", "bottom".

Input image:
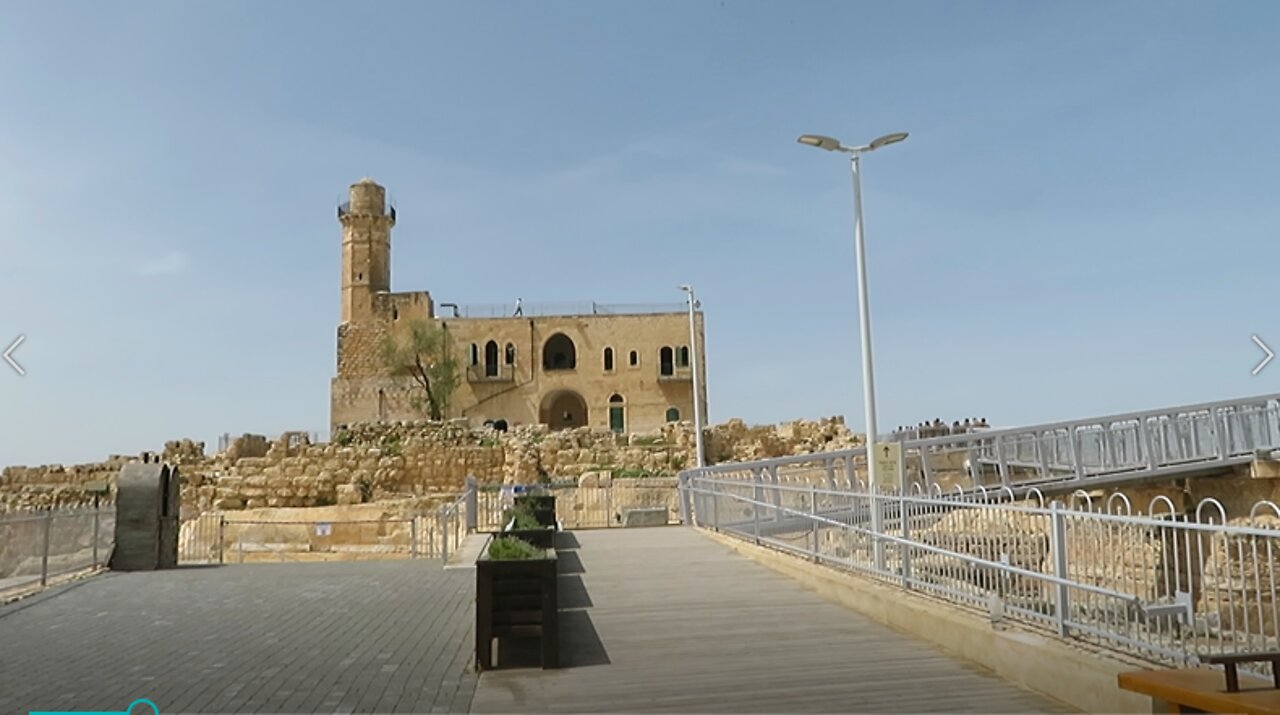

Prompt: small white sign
[
  {"left": 872, "top": 442, "right": 902, "bottom": 491},
  {"left": 314, "top": 522, "right": 332, "bottom": 537}
]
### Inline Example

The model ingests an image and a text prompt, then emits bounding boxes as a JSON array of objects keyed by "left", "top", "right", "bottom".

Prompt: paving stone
[{"left": 0, "top": 560, "right": 478, "bottom": 714}]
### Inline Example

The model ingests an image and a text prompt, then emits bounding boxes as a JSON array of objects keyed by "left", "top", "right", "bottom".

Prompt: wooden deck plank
[{"left": 471, "top": 527, "right": 1075, "bottom": 713}]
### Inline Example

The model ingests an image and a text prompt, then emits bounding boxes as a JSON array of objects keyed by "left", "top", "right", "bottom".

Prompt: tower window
[
  {"left": 666, "top": 407, "right": 680, "bottom": 423},
  {"left": 677, "top": 346, "right": 689, "bottom": 368},
  {"left": 484, "top": 340, "right": 499, "bottom": 377},
  {"left": 629, "top": 350, "right": 638, "bottom": 367},
  {"left": 504, "top": 343, "right": 516, "bottom": 366},
  {"left": 392, "top": 306, "right": 399, "bottom": 321},
  {"left": 659, "top": 346, "right": 674, "bottom": 376},
  {"left": 603, "top": 347, "right": 614, "bottom": 371},
  {"left": 469, "top": 344, "right": 479, "bottom": 366}
]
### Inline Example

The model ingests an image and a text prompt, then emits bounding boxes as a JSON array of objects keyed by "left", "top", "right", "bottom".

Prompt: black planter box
[
  {"left": 476, "top": 547, "right": 559, "bottom": 670},
  {"left": 496, "top": 527, "right": 556, "bottom": 549},
  {"left": 514, "top": 494, "right": 557, "bottom": 528}
]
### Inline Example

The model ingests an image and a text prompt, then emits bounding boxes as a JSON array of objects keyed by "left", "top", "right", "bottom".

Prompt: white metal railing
[
  {"left": 680, "top": 472, "right": 1280, "bottom": 674},
  {"left": 682, "top": 393, "right": 1280, "bottom": 498}
]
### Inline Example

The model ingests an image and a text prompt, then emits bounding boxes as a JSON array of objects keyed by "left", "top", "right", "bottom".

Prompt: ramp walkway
[{"left": 470, "top": 527, "right": 1071, "bottom": 713}]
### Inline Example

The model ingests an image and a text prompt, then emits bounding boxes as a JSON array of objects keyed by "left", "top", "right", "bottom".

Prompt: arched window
[
  {"left": 603, "top": 347, "right": 614, "bottom": 371},
  {"left": 677, "top": 346, "right": 690, "bottom": 368},
  {"left": 659, "top": 346, "right": 674, "bottom": 376},
  {"left": 484, "top": 340, "right": 499, "bottom": 377},
  {"left": 629, "top": 350, "right": 638, "bottom": 367},
  {"left": 469, "top": 344, "right": 479, "bottom": 366},
  {"left": 666, "top": 407, "right": 680, "bottom": 423},
  {"left": 608, "top": 394, "right": 625, "bottom": 433},
  {"left": 504, "top": 343, "right": 516, "bottom": 366},
  {"left": 542, "top": 333, "right": 577, "bottom": 370}
]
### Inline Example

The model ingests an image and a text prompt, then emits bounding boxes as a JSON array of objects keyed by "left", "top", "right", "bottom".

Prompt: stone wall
[{"left": 0, "top": 415, "right": 861, "bottom": 515}]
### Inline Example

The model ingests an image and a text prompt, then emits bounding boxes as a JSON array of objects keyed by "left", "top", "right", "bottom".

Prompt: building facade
[{"left": 330, "top": 178, "right": 709, "bottom": 433}]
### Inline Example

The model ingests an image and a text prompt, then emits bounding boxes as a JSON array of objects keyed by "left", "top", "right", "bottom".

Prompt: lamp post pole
[
  {"left": 849, "top": 152, "right": 880, "bottom": 490},
  {"left": 796, "top": 132, "right": 908, "bottom": 493},
  {"left": 681, "top": 285, "right": 706, "bottom": 468}
]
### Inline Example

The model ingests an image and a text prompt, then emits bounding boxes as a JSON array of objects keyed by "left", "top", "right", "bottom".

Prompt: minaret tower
[{"left": 338, "top": 177, "right": 395, "bottom": 323}]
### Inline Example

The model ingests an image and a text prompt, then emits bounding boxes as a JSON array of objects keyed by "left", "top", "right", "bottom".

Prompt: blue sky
[{"left": 2, "top": 1, "right": 1279, "bottom": 466}]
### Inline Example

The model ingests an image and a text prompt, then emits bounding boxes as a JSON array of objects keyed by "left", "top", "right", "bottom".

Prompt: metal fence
[
  {"left": 472, "top": 480, "right": 675, "bottom": 531},
  {"left": 680, "top": 394, "right": 1280, "bottom": 500},
  {"left": 180, "top": 493, "right": 474, "bottom": 565},
  {"left": 450, "top": 301, "right": 687, "bottom": 319},
  {"left": 0, "top": 508, "right": 114, "bottom": 596},
  {"left": 681, "top": 472, "right": 1280, "bottom": 674}
]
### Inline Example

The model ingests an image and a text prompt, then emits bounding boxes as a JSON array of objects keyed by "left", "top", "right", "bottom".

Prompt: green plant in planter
[
  {"left": 488, "top": 536, "right": 545, "bottom": 560},
  {"left": 503, "top": 504, "right": 541, "bottom": 531}
]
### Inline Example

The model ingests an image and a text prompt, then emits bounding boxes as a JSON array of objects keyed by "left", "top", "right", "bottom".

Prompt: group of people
[{"left": 892, "top": 417, "right": 990, "bottom": 440}]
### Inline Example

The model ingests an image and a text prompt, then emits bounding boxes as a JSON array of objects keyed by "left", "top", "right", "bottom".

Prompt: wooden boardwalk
[{"left": 470, "top": 527, "right": 1075, "bottom": 713}]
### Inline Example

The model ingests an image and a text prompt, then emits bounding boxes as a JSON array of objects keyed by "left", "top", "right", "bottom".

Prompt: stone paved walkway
[{"left": 0, "top": 560, "right": 476, "bottom": 714}]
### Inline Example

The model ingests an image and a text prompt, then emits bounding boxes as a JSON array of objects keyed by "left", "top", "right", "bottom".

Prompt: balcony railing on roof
[
  {"left": 445, "top": 302, "right": 687, "bottom": 319},
  {"left": 337, "top": 202, "right": 396, "bottom": 222}
]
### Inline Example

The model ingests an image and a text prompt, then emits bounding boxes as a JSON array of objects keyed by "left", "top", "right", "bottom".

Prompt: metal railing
[
  {"left": 450, "top": 302, "right": 687, "bottom": 319},
  {"left": 680, "top": 471, "right": 1280, "bottom": 674},
  {"left": 682, "top": 393, "right": 1280, "bottom": 499},
  {"left": 0, "top": 507, "right": 114, "bottom": 596},
  {"left": 471, "top": 479, "right": 677, "bottom": 531}
]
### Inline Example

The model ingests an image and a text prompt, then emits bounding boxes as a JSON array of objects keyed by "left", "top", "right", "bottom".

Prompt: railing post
[
  {"left": 810, "top": 484, "right": 819, "bottom": 562},
  {"left": 1143, "top": 417, "right": 1159, "bottom": 469},
  {"left": 410, "top": 516, "right": 419, "bottom": 560},
  {"left": 217, "top": 516, "right": 226, "bottom": 565},
  {"left": 1049, "top": 501, "right": 1071, "bottom": 637},
  {"left": 995, "top": 434, "right": 1009, "bottom": 487},
  {"left": 465, "top": 475, "right": 478, "bottom": 532},
  {"left": 870, "top": 487, "right": 885, "bottom": 572},
  {"left": 1218, "top": 408, "right": 1232, "bottom": 461},
  {"left": 605, "top": 482, "right": 613, "bottom": 528},
  {"left": 712, "top": 486, "right": 720, "bottom": 531},
  {"left": 439, "top": 508, "right": 449, "bottom": 563},
  {"left": 753, "top": 492, "right": 762, "bottom": 545},
  {"left": 92, "top": 507, "right": 100, "bottom": 569},
  {"left": 678, "top": 473, "right": 692, "bottom": 525},
  {"left": 1068, "top": 427, "right": 1084, "bottom": 480},
  {"left": 900, "top": 493, "right": 911, "bottom": 589},
  {"left": 40, "top": 510, "right": 53, "bottom": 586}
]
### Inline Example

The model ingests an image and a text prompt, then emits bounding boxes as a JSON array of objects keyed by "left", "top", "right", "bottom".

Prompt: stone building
[{"left": 330, "top": 178, "right": 708, "bottom": 434}]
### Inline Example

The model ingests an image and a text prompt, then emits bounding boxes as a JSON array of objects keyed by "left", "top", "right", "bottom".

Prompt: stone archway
[{"left": 539, "top": 390, "right": 588, "bottom": 430}]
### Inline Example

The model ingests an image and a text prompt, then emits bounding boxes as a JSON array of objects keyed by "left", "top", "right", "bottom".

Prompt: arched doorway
[
  {"left": 543, "top": 333, "right": 577, "bottom": 370},
  {"left": 539, "top": 390, "right": 588, "bottom": 430},
  {"left": 609, "top": 393, "right": 625, "bottom": 433}
]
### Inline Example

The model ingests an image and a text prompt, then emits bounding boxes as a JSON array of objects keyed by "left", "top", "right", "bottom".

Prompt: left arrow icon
[
  {"left": 4, "top": 335, "right": 25, "bottom": 376},
  {"left": 1253, "top": 334, "right": 1274, "bottom": 376}
]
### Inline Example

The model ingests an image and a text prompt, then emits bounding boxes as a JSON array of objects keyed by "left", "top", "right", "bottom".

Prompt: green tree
[{"left": 380, "top": 320, "right": 459, "bottom": 420}]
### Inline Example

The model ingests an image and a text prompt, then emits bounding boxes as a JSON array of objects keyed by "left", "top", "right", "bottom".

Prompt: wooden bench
[{"left": 1119, "top": 654, "right": 1280, "bottom": 714}]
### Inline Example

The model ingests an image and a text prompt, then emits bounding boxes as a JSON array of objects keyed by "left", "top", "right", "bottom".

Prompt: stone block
[
  {"left": 621, "top": 507, "right": 668, "bottom": 527},
  {"left": 215, "top": 497, "right": 244, "bottom": 510}
]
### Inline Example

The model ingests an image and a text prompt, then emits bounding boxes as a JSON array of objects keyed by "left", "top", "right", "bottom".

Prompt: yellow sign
[{"left": 872, "top": 442, "right": 902, "bottom": 491}]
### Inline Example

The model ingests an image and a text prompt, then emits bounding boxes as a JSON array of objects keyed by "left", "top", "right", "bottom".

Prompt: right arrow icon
[{"left": 1253, "top": 334, "right": 1274, "bottom": 376}]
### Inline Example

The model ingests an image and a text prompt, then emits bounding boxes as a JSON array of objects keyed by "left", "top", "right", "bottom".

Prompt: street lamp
[
  {"left": 796, "top": 131, "right": 908, "bottom": 493},
  {"left": 679, "top": 284, "right": 706, "bottom": 468}
]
